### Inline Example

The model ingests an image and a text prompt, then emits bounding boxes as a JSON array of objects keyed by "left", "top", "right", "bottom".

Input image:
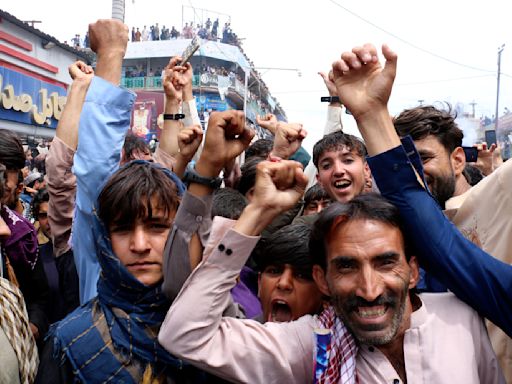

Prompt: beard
[
  {"left": 427, "top": 170, "right": 456, "bottom": 209},
  {"left": 329, "top": 282, "right": 409, "bottom": 346}
]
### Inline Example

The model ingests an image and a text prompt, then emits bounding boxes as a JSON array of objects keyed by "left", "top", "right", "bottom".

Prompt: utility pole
[
  {"left": 111, "top": 0, "right": 125, "bottom": 22},
  {"left": 494, "top": 44, "right": 505, "bottom": 134},
  {"left": 469, "top": 100, "right": 477, "bottom": 118}
]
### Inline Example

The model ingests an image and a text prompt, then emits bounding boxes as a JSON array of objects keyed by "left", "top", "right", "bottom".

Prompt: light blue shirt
[{"left": 72, "top": 76, "right": 135, "bottom": 303}]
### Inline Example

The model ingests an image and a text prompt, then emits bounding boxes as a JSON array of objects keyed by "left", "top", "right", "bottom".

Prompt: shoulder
[{"left": 419, "top": 292, "right": 482, "bottom": 326}]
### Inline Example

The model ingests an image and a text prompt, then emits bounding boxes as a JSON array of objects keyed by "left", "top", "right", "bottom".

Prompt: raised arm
[
  {"left": 162, "top": 110, "right": 253, "bottom": 300},
  {"left": 71, "top": 19, "right": 134, "bottom": 303},
  {"left": 332, "top": 43, "right": 512, "bottom": 336},
  {"left": 46, "top": 61, "right": 93, "bottom": 257},
  {"left": 159, "top": 158, "right": 314, "bottom": 383}
]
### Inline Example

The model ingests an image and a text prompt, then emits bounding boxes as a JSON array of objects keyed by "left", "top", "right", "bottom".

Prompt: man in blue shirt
[{"left": 328, "top": 42, "right": 512, "bottom": 338}]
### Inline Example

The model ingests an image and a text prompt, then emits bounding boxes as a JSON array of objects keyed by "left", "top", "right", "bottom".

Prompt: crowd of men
[
  {"left": 0, "top": 19, "right": 510, "bottom": 384},
  {"left": 128, "top": 18, "right": 240, "bottom": 46}
]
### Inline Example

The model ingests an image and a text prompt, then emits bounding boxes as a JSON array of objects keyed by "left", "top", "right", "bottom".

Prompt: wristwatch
[
  {"left": 183, "top": 166, "right": 223, "bottom": 189},
  {"left": 163, "top": 113, "right": 185, "bottom": 120}
]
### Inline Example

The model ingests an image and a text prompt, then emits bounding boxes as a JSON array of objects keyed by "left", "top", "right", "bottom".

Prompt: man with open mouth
[{"left": 253, "top": 223, "right": 324, "bottom": 323}]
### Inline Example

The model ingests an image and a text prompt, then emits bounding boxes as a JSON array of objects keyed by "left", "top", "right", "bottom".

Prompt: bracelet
[{"left": 163, "top": 113, "right": 185, "bottom": 120}]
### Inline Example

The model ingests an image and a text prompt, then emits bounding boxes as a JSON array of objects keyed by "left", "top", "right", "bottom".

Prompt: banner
[{"left": 0, "top": 66, "right": 67, "bottom": 129}]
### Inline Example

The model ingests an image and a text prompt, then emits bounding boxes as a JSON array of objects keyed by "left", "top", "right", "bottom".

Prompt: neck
[
  {"left": 377, "top": 335, "right": 407, "bottom": 383},
  {"left": 453, "top": 173, "right": 471, "bottom": 197}
]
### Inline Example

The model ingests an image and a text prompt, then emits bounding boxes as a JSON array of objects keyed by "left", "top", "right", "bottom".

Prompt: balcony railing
[{"left": 120, "top": 74, "right": 271, "bottom": 119}]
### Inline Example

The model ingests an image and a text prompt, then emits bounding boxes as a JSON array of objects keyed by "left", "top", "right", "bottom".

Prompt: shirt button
[
  {"left": 226, "top": 248, "right": 233, "bottom": 256},
  {"left": 218, "top": 244, "right": 225, "bottom": 252},
  {"left": 393, "top": 379, "right": 400, "bottom": 384},
  {"left": 195, "top": 216, "right": 203, "bottom": 223},
  {"left": 368, "top": 346, "right": 374, "bottom": 352},
  {"left": 392, "top": 163, "right": 399, "bottom": 171}
]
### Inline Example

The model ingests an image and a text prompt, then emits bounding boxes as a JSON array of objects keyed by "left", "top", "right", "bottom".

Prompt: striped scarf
[
  {"left": 0, "top": 277, "right": 39, "bottom": 384},
  {"left": 314, "top": 305, "right": 358, "bottom": 384}
]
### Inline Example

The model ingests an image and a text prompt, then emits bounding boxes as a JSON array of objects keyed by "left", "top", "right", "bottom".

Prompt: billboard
[{"left": 0, "top": 66, "right": 67, "bottom": 129}]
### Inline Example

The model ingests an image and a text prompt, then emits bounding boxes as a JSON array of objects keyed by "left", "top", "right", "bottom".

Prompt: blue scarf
[{"left": 50, "top": 162, "right": 190, "bottom": 383}]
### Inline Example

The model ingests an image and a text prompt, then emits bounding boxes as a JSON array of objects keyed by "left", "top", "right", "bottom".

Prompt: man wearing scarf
[{"left": 0, "top": 129, "right": 50, "bottom": 345}]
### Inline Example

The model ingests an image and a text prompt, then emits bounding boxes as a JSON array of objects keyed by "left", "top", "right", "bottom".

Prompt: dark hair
[
  {"left": 31, "top": 188, "right": 49, "bottom": 218},
  {"left": 237, "top": 156, "right": 264, "bottom": 196},
  {"left": 212, "top": 187, "right": 248, "bottom": 220},
  {"left": 304, "top": 184, "right": 331, "bottom": 207},
  {"left": 312, "top": 131, "right": 367, "bottom": 168},
  {"left": 253, "top": 224, "right": 313, "bottom": 274},
  {"left": 245, "top": 139, "right": 273, "bottom": 160},
  {"left": 463, "top": 164, "right": 484, "bottom": 186},
  {"left": 98, "top": 162, "right": 179, "bottom": 230},
  {"left": 122, "top": 135, "right": 151, "bottom": 163},
  {"left": 0, "top": 129, "right": 25, "bottom": 171},
  {"left": 393, "top": 104, "right": 463, "bottom": 153},
  {"left": 309, "top": 193, "right": 411, "bottom": 270}
]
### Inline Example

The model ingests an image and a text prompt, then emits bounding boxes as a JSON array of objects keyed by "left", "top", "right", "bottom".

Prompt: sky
[{"left": 3, "top": 0, "right": 512, "bottom": 153}]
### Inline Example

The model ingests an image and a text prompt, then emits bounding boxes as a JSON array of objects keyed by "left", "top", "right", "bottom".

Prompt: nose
[
  {"left": 332, "top": 160, "right": 346, "bottom": 176},
  {"left": 355, "top": 266, "right": 384, "bottom": 303},
  {"left": 129, "top": 225, "right": 150, "bottom": 253},
  {"left": 276, "top": 267, "right": 294, "bottom": 292}
]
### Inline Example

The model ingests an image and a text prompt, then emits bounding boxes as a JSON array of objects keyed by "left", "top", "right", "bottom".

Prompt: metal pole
[
  {"left": 111, "top": 0, "right": 125, "bottom": 22},
  {"left": 494, "top": 44, "right": 505, "bottom": 134},
  {"left": 243, "top": 67, "right": 249, "bottom": 115}
]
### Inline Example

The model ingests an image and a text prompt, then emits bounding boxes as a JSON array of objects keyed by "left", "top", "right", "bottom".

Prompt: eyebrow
[
  {"left": 330, "top": 252, "right": 401, "bottom": 266},
  {"left": 417, "top": 149, "right": 435, "bottom": 158}
]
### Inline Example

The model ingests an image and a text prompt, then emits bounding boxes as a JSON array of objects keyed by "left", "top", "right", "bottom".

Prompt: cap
[{"left": 24, "top": 171, "right": 42, "bottom": 186}]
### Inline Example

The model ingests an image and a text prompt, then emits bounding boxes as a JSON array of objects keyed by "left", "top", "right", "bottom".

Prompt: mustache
[{"left": 343, "top": 294, "right": 397, "bottom": 311}]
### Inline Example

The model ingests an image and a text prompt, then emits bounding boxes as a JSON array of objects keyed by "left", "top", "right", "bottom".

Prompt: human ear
[
  {"left": 407, "top": 256, "right": 420, "bottom": 289},
  {"left": 312, "top": 265, "right": 330, "bottom": 297},
  {"left": 450, "top": 147, "right": 466, "bottom": 177}
]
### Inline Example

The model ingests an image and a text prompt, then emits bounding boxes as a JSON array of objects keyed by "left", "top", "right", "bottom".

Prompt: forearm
[
  {"left": 324, "top": 104, "right": 343, "bottom": 135},
  {"left": 158, "top": 99, "right": 181, "bottom": 158},
  {"left": 46, "top": 137, "right": 76, "bottom": 256},
  {"left": 73, "top": 76, "right": 135, "bottom": 207},
  {"left": 355, "top": 106, "right": 401, "bottom": 156},
  {"left": 94, "top": 53, "right": 123, "bottom": 85},
  {"left": 161, "top": 191, "right": 213, "bottom": 300},
  {"left": 56, "top": 80, "right": 90, "bottom": 149}
]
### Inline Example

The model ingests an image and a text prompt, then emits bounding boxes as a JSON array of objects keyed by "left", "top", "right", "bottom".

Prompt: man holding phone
[{"left": 392, "top": 104, "right": 512, "bottom": 380}]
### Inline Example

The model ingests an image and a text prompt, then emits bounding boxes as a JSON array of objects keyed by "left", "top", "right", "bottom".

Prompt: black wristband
[
  {"left": 163, "top": 113, "right": 185, "bottom": 120},
  {"left": 183, "top": 167, "right": 223, "bottom": 189},
  {"left": 320, "top": 96, "right": 340, "bottom": 103}
]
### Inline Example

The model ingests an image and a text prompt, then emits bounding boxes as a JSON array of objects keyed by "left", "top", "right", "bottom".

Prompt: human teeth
[
  {"left": 335, "top": 181, "right": 350, "bottom": 188},
  {"left": 357, "top": 307, "right": 386, "bottom": 317}
]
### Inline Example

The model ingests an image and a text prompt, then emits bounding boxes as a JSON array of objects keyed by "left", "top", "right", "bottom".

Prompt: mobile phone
[
  {"left": 485, "top": 130, "right": 497, "bottom": 146},
  {"left": 463, "top": 146, "right": 478, "bottom": 163},
  {"left": 180, "top": 37, "right": 200, "bottom": 65}
]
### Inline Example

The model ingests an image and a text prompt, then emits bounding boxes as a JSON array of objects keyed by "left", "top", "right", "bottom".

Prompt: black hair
[
  {"left": 98, "top": 162, "right": 179, "bottom": 230},
  {"left": 312, "top": 131, "right": 367, "bottom": 169},
  {"left": 253, "top": 224, "right": 314, "bottom": 276},
  {"left": 304, "top": 184, "right": 331, "bottom": 207},
  {"left": 237, "top": 156, "right": 264, "bottom": 196},
  {"left": 212, "top": 187, "right": 248, "bottom": 220},
  {"left": 31, "top": 188, "right": 49, "bottom": 219},
  {"left": 245, "top": 139, "right": 273, "bottom": 160},
  {"left": 309, "top": 193, "right": 412, "bottom": 271},
  {"left": 463, "top": 164, "right": 484, "bottom": 186},
  {"left": 393, "top": 104, "right": 463, "bottom": 153},
  {"left": 122, "top": 134, "right": 151, "bottom": 163},
  {"left": 0, "top": 129, "right": 25, "bottom": 171}
]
